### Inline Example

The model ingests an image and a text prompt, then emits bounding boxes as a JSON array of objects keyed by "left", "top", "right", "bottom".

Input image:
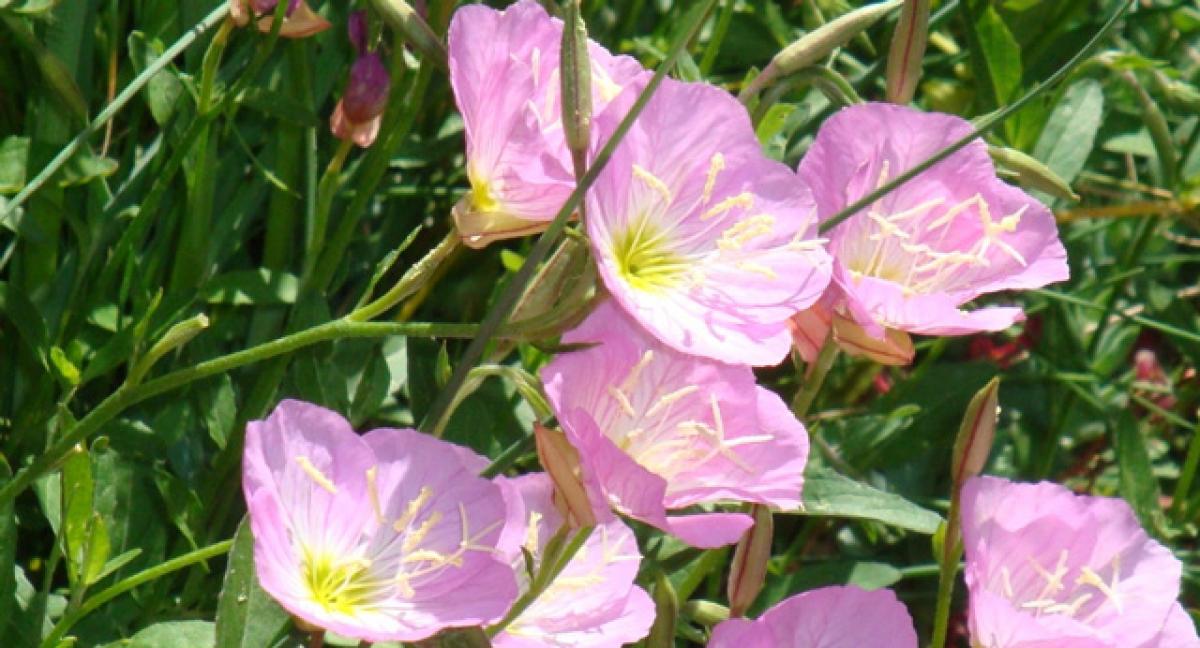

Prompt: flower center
[
  {"left": 999, "top": 550, "right": 1124, "bottom": 623},
  {"left": 611, "top": 216, "right": 688, "bottom": 292},
  {"left": 301, "top": 549, "right": 382, "bottom": 615}
]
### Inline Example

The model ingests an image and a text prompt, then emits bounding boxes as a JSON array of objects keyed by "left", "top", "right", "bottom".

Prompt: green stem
[
  {"left": 302, "top": 139, "right": 354, "bottom": 282},
  {"left": 347, "top": 231, "right": 462, "bottom": 322},
  {"left": 1, "top": 3, "right": 231, "bottom": 223},
  {"left": 929, "top": 497, "right": 963, "bottom": 648},
  {"left": 1171, "top": 414, "right": 1200, "bottom": 522},
  {"left": 817, "top": 0, "right": 1135, "bottom": 236},
  {"left": 40, "top": 539, "right": 234, "bottom": 648},
  {"left": 486, "top": 526, "right": 594, "bottom": 637},
  {"left": 0, "top": 320, "right": 482, "bottom": 506},
  {"left": 420, "top": 0, "right": 720, "bottom": 434},
  {"left": 791, "top": 336, "right": 839, "bottom": 419},
  {"left": 698, "top": 0, "right": 735, "bottom": 76}
]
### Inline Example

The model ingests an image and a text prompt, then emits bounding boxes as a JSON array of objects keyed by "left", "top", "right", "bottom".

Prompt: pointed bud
[
  {"left": 832, "top": 314, "right": 915, "bottom": 366},
  {"left": 885, "top": 0, "right": 930, "bottom": 104},
  {"left": 727, "top": 505, "right": 773, "bottom": 617},
  {"left": 534, "top": 423, "right": 598, "bottom": 528},
  {"left": 950, "top": 377, "right": 1000, "bottom": 488},
  {"left": 989, "top": 145, "right": 1079, "bottom": 202},
  {"left": 682, "top": 600, "right": 730, "bottom": 627},
  {"left": 128, "top": 314, "right": 210, "bottom": 385},
  {"left": 331, "top": 53, "right": 391, "bottom": 148},
  {"left": 740, "top": 0, "right": 902, "bottom": 101},
  {"left": 560, "top": 0, "right": 592, "bottom": 180}
]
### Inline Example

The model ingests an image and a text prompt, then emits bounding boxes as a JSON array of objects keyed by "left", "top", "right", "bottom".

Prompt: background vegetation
[{"left": 0, "top": 0, "right": 1198, "bottom": 645}]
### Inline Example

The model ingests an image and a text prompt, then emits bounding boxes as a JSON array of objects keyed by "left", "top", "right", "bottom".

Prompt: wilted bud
[
  {"left": 331, "top": 53, "right": 391, "bottom": 148},
  {"left": 740, "top": 0, "right": 902, "bottom": 101},
  {"left": 533, "top": 423, "right": 598, "bottom": 528},
  {"left": 885, "top": 0, "right": 930, "bottom": 104},
  {"left": 950, "top": 377, "right": 1000, "bottom": 487},
  {"left": 989, "top": 145, "right": 1079, "bottom": 202},
  {"left": 230, "top": 0, "right": 330, "bottom": 38},
  {"left": 787, "top": 302, "right": 833, "bottom": 363},
  {"left": 348, "top": 10, "right": 369, "bottom": 53},
  {"left": 560, "top": 0, "right": 592, "bottom": 179},
  {"left": 831, "top": 314, "right": 914, "bottom": 366},
  {"left": 727, "top": 505, "right": 773, "bottom": 617}
]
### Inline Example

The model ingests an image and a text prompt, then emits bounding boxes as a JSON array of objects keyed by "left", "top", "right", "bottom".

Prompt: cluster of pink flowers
[{"left": 236, "top": 1, "right": 1198, "bottom": 646}]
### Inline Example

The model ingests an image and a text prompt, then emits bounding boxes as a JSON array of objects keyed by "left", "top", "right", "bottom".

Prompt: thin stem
[
  {"left": 792, "top": 336, "right": 839, "bottom": 419},
  {"left": 929, "top": 498, "right": 963, "bottom": 648},
  {"left": 2, "top": 3, "right": 231, "bottom": 222},
  {"left": 817, "top": 0, "right": 1135, "bottom": 236},
  {"left": 303, "top": 139, "right": 355, "bottom": 282},
  {"left": 698, "top": 0, "right": 736, "bottom": 76},
  {"left": 40, "top": 539, "right": 234, "bottom": 648},
  {"left": 420, "top": 0, "right": 720, "bottom": 434},
  {"left": 486, "top": 526, "right": 594, "bottom": 637},
  {"left": 347, "top": 230, "right": 462, "bottom": 322},
  {"left": 1171, "top": 414, "right": 1200, "bottom": 522}
]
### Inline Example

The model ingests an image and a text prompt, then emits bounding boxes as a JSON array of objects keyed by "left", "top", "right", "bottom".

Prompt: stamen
[
  {"left": 925, "top": 194, "right": 984, "bottom": 232},
  {"left": 294, "top": 456, "right": 337, "bottom": 494},
  {"left": 366, "top": 466, "right": 383, "bottom": 524},
  {"left": 1045, "top": 593, "right": 1093, "bottom": 616},
  {"left": 633, "top": 164, "right": 673, "bottom": 204},
  {"left": 702, "top": 153, "right": 725, "bottom": 205},
  {"left": 701, "top": 192, "right": 753, "bottom": 220},
  {"left": 621, "top": 351, "right": 655, "bottom": 392},
  {"left": 736, "top": 261, "right": 778, "bottom": 279},
  {"left": 524, "top": 511, "right": 543, "bottom": 554},
  {"left": 644, "top": 385, "right": 700, "bottom": 418},
  {"left": 718, "top": 214, "right": 776, "bottom": 250},
  {"left": 402, "top": 511, "right": 443, "bottom": 552},
  {"left": 1000, "top": 566, "right": 1015, "bottom": 599},
  {"left": 607, "top": 386, "right": 638, "bottom": 417},
  {"left": 394, "top": 487, "right": 434, "bottom": 532},
  {"left": 1076, "top": 565, "right": 1123, "bottom": 614}
]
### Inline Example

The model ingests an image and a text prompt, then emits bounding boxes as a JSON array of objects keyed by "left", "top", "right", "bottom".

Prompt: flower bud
[
  {"left": 989, "top": 145, "right": 1079, "bottom": 202},
  {"left": 348, "top": 10, "right": 369, "bottom": 53},
  {"left": 231, "top": 0, "right": 330, "bottom": 38},
  {"left": 950, "top": 377, "right": 1000, "bottom": 487},
  {"left": 832, "top": 313, "right": 914, "bottom": 366},
  {"left": 885, "top": 0, "right": 930, "bottom": 104},
  {"left": 331, "top": 53, "right": 391, "bottom": 148},
  {"left": 533, "top": 423, "right": 598, "bottom": 528},
  {"left": 788, "top": 302, "right": 833, "bottom": 363},
  {"left": 251, "top": 0, "right": 299, "bottom": 15},
  {"left": 740, "top": 0, "right": 902, "bottom": 101},
  {"left": 727, "top": 505, "right": 773, "bottom": 617},
  {"left": 560, "top": 0, "right": 592, "bottom": 179}
]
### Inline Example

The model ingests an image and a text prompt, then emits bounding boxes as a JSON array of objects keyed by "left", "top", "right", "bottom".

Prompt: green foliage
[{"left": 0, "top": 0, "right": 1198, "bottom": 645}]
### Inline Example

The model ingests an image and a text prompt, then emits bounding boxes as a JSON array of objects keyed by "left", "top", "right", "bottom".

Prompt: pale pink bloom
[
  {"left": 492, "top": 473, "right": 654, "bottom": 647},
  {"left": 961, "top": 476, "right": 1199, "bottom": 648},
  {"left": 586, "top": 78, "right": 831, "bottom": 366},
  {"left": 242, "top": 400, "right": 518, "bottom": 642},
  {"left": 448, "top": 0, "right": 648, "bottom": 248},
  {"left": 541, "top": 303, "right": 810, "bottom": 548},
  {"left": 794, "top": 102, "right": 1068, "bottom": 354},
  {"left": 708, "top": 585, "right": 918, "bottom": 648}
]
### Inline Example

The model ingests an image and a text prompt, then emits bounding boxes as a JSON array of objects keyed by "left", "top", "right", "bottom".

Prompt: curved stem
[{"left": 40, "top": 539, "right": 234, "bottom": 648}]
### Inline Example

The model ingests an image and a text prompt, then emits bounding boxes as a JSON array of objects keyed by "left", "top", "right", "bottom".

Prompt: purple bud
[
  {"left": 342, "top": 53, "right": 390, "bottom": 124},
  {"left": 348, "top": 10, "right": 369, "bottom": 53},
  {"left": 251, "top": 0, "right": 299, "bottom": 16}
]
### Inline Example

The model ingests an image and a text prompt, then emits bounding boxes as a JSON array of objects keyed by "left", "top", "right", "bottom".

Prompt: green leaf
[
  {"left": 971, "top": 4, "right": 1022, "bottom": 106},
  {"left": 0, "top": 0, "right": 62, "bottom": 14},
  {"left": 1032, "top": 79, "right": 1104, "bottom": 190},
  {"left": 59, "top": 147, "right": 119, "bottom": 187},
  {"left": 798, "top": 466, "right": 943, "bottom": 534},
  {"left": 0, "top": 136, "right": 29, "bottom": 194},
  {"left": 127, "top": 31, "right": 185, "bottom": 126},
  {"left": 202, "top": 269, "right": 299, "bottom": 306},
  {"left": 1112, "top": 410, "right": 1166, "bottom": 537},
  {"left": 0, "top": 458, "right": 16, "bottom": 630},
  {"left": 61, "top": 445, "right": 94, "bottom": 587},
  {"left": 215, "top": 518, "right": 291, "bottom": 648},
  {"left": 754, "top": 103, "right": 796, "bottom": 147},
  {"left": 107, "top": 620, "right": 215, "bottom": 648}
]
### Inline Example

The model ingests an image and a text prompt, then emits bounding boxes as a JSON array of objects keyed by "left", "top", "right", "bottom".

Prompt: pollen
[
  {"left": 403, "top": 511, "right": 443, "bottom": 552},
  {"left": 632, "top": 164, "right": 673, "bottom": 203},
  {"left": 718, "top": 214, "right": 776, "bottom": 250},
  {"left": 294, "top": 456, "right": 337, "bottom": 494},
  {"left": 394, "top": 487, "right": 435, "bottom": 532},
  {"left": 702, "top": 192, "right": 754, "bottom": 221},
  {"left": 366, "top": 467, "right": 383, "bottom": 524},
  {"left": 702, "top": 153, "right": 725, "bottom": 205},
  {"left": 301, "top": 549, "right": 381, "bottom": 614}
]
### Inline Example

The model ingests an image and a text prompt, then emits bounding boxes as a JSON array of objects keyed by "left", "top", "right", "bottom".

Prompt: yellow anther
[
  {"left": 394, "top": 487, "right": 435, "bottom": 532},
  {"left": 644, "top": 385, "right": 700, "bottom": 418},
  {"left": 1045, "top": 593, "right": 1093, "bottom": 617},
  {"left": 702, "top": 153, "right": 725, "bottom": 205},
  {"left": 620, "top": 351, "right": 655, "bottom": 392},
  {"left": 294, "top": 456, "right": 338, "bottom": 494},
  {"left": 395, "top": 572, "right": 416, "bottom": 598},
  {"left": 593, "top": 64, "right": 624, "bottom": 103},
  {"left": 633, "top": 164, "right": 673, "bottom": 204},
  {"left": 1076, "top": 565, "right": 1123, "bottom": 614},
  {"left": 366, "top": 466, "right": 383, "bottom": 524},
  {"left": 702, "top": 192, "right": 754, "bottom": 220},
  {"left": 607, "top": 386, "right": 638, "bottom": 418},
  {"left": 524, "top": 511, "right": 543, "bottom": 554},
  {"left": 886, "top": 197, "right": 946, "bottom": 222},
  {"left": 402, "top": 511, "right": 443, "bottom": 552},
  {"left": 925, "top": 194, "right": 984, "bottom": 232},
  {"left": 736, "top": 261, "right": 778, "bottom": 279},
  {"left": 1001, "top": 566, "right": 1015, "bottom": 599},
  {"left": 718, "top": 214, "right": 776, "bottom": 250},
  {"left": 403, "top": 549, "right": 463, "bottom": 567},
  {"left": 1030, "top": 550, "right": 1069, "bottom": 599}
]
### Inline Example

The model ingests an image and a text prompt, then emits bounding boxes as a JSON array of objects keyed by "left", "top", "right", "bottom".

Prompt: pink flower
[
  {"left": 586, "top": 78, "right": 831, "bottom": 366},
  {"left": 794, "top": 102, "right": 1068, "bottom": 357},
  {"left": 708, "top": 585, "right": 918, "bottom": 647},
  {"left": 242, "top": 400, "right": 518, "bottom": 642},
  {"left": 448, "top": 0, "right": 648, "bottom": 248},
  {"left": 961, "top": 476, "right": 1199, "bottom": 648},
  {"left": 541, "top": 302, "right": 810, "bottom": 548},
  {"left": 492, "top": 473, "right": 654, "bottom": 647},
  {"left": 229, "top": 0, "right": 330, "bottom": 38}
]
